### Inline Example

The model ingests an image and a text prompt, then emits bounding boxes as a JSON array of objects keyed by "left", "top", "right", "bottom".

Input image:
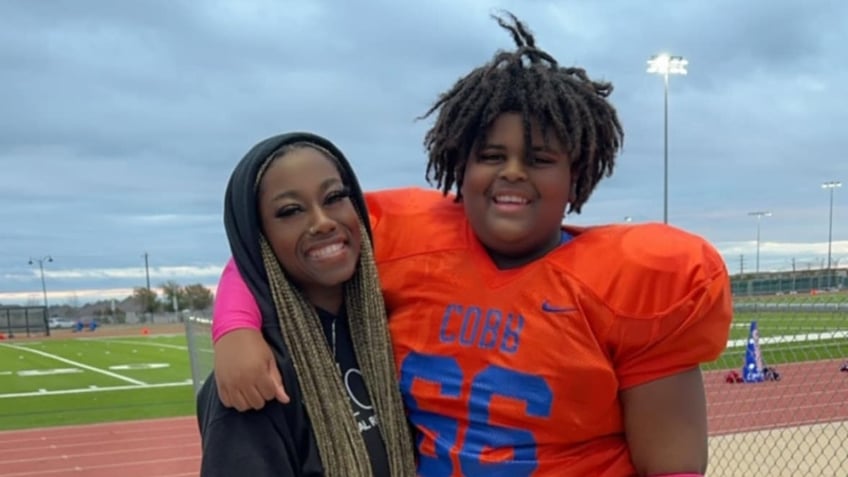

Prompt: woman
[{"left": 196, "top": 132, "right": 417, "bottom": 477}]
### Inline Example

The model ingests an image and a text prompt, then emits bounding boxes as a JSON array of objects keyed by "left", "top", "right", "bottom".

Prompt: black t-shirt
[
  {"left": 197, "top": 309, "right": 393, "bottom": 477},
  {"left": 315, "top": 307, "right": 391, "bottom": 477}
]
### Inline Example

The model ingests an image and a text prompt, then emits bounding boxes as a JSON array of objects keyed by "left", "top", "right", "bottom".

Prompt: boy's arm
[
  {"left": 621, "top": 367, "right": 708, "bottom": 476},
  {"left": 214, "top": 329, "right": 287, "bottom": 410},
  {"left": 612, "top": 236, "right": 731, "bottom": 476},
  {"left": 213, "top": 259, "right": 288, "bottom": 411}
]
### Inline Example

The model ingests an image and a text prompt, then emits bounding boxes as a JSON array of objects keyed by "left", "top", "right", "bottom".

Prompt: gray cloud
[{"left": 1, "top": 0, "right": 847, "bottom": 301}]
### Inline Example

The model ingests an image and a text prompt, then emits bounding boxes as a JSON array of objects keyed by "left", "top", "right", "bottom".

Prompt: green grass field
[
  {"left": 0, "top": 333, "right": 199, "bottom": 431},
  {"left": 733, "top": 291, "right": 848, "bottom": 303},
  {"left": 729, "top": 312, "right": 847, "bottom": 339}
]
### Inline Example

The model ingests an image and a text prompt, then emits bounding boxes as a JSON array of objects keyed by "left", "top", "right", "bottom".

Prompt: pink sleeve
[{"left": 211, "top": 258, "right": 262, "bottom": 343}]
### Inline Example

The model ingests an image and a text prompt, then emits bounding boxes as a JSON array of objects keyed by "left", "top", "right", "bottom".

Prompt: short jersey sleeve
[
  {"left": 211, "top": 258, "right": 262, "bottom": 342},
  {"left": 364, "top": 192, "right": 383, "bottom": 236},
  {"left": 602, "top": 227, "right": 733, "bottom": 390},
  {"left": 364, "top": 187, "right": 450, "bottom": 252}
]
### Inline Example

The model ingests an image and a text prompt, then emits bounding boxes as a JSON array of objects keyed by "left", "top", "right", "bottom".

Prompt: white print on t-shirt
[
  {"left": 344, "top": 368, "right": 373, "bottom": 410},
  {"left": 344, "top": 368, "right": 378, "bottom": 432}
]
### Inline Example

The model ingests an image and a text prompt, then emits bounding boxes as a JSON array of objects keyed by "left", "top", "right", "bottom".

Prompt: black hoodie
[{"left": 196, "top": 132, "right": 390, "bottom": 477}]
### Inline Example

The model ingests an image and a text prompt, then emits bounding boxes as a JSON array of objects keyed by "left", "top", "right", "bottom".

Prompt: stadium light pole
[
  {"left": 647, "top": 53, "right": 688, "bottom": 224},
  {"left": 748, "top": 212, "right": 771, "bottom": 274},
  {"left": 28, "top": 255, "right": 53, "bottom": 312},
  {"left": 822, "top": 180, "right": 841, "bottom": 288}
]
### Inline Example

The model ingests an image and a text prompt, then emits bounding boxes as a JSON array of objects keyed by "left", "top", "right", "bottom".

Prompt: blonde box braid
[{"left": 257, "top": 147, "right": 416, "bottom": 477}]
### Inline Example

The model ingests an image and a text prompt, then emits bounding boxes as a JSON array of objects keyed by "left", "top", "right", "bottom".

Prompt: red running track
[
  {"left": 0, "top": 416, "right": 200, "bottom": 477},
  {"left": 0, "top": 360, "right": 845, "bottom": 476},
  {"left": 705, "top": 359, "right": 848, "bottom": 435}
]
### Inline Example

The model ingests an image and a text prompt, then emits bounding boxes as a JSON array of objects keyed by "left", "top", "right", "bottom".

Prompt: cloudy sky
[{"left": 2, "top": 0, "right": 847, "bottom": 305}]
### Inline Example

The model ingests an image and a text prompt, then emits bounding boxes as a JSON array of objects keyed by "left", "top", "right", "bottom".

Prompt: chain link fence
[
  {"left": 0, "top": 306, "right": 49, "bottom": 338},
  {"left": 184, "top": 292, "right": 848, "bottom": 475},
  {"left": 706, "top": 292, "right": 848, "bottom": 476}
]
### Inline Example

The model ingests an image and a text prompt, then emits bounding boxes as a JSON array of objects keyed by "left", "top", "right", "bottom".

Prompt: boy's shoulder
[
  {"left": 365, "top": 187, "right": 457, "bottom": 218},
  {"left": 560, "top": 223, "right": 727, "bottom": 316}
]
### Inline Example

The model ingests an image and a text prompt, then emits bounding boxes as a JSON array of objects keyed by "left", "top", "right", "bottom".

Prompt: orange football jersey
[{"left": 365, "top": 187, "right": 732, "bottom": 477}]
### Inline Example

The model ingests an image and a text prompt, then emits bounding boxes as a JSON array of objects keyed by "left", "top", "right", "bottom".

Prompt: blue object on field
[{"left": 742, "top": 320, "right": 765, "bottom": 383}]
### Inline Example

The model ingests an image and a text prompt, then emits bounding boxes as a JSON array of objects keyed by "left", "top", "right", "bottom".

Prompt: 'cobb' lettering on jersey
[{"left": 439, "top": 304, "right": 524, "bottom": 354}]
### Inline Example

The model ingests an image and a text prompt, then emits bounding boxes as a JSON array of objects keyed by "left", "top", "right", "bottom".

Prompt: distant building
[{"left": 730, "top": 267, "right": 846, "bottom": 296}]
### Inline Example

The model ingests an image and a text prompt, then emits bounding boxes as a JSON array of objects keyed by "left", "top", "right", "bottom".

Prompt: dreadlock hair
[
  {"left": 255, "top": 143, "right": 417, "bottom": 477},
  {"left": 420, "top": 11, "right": 624, "bottom": 214}
]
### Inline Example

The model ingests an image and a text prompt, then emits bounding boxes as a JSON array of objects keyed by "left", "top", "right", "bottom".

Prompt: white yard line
[
  {"left": 76, "top": 335, "right": 212, "bottom": 353},
  {"left": 75, "top": 333, "right": 184, "bottom": 341},
  {"left": 91, "top": 339, "right": 189, "bottom": 351},
  {"left": 0, "top": 343, "right": 146, "bottom": 385},
  {"left": 0, "top": 380, "right": 192, "bottom": 399},
  {"left": 726, "top": 330, "right": 848, "bottom": 348}
]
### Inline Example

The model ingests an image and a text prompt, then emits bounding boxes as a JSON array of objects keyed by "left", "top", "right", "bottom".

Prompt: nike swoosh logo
[{"left": 541, "top": 301, "right": 577, "bottom": 313}]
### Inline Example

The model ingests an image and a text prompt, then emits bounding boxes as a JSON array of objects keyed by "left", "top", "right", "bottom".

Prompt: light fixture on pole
[
  {"left": 647, "top": 53, "right": 688, "bottom": 224},
  {"left": 28, "top": 255, "right": 53, "bottom": 311},
  {"left": 822, "top": 180, "right": 841, "bottom": 288},
  {"left": 748, "top": 212, "right": 771, "bottom": 273}
]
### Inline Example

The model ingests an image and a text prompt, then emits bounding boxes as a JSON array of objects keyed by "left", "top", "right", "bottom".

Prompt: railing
[{"left": 0, "top": 306, "right": 48, "bottom": 338}]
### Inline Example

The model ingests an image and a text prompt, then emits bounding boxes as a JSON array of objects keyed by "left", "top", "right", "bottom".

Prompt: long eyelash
[
  {"left": 330, "top": 186, "right": 352, "bottom": 200},
  {"left": 275, "top": 206, "right": 298, "bottom": 218}
]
